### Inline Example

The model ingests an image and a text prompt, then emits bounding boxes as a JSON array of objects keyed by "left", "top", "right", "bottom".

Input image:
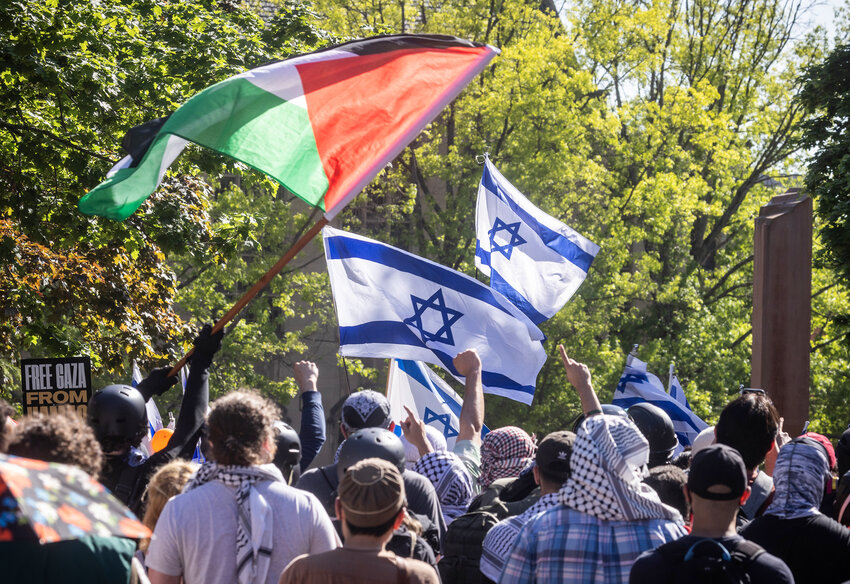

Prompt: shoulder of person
[{"left": 395, "top": 555, "right": 440, "bottom": 584}]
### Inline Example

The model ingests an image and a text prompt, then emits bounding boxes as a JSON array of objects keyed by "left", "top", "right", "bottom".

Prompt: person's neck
[
  {"left": 689, "top": 513, "right": 738, "bottom": 538},
  {"left": 343, "top": 533, "right": 388, "bottom": 551}
]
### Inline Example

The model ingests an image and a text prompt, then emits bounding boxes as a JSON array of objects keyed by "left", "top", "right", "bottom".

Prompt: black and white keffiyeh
[
  {"left": 184, "top": 462, "right": 285, "bottom": 584},
  {"left": 413, "top": 451, "right": 474, "bottom": 523},
  {"left": 560, "top": 415, "right": 681, "bottom": 523}
]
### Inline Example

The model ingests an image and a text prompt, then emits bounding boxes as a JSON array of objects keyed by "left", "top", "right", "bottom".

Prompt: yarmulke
[{"left": 339, "top": 458, "right": 405, "bottom": 528}]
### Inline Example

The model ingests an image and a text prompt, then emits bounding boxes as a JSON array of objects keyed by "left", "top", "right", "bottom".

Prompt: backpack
[
  {"left": 437, "top": 501, "right": 511, "bottom": 584},
  {"left": 657, "top": 538, "right": 765, "bottom": 584}
]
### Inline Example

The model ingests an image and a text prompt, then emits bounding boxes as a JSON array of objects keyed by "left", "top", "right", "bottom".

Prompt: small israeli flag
[
  {"left": 387, "top": 359, "right": 488, "bottom": 451},
  {"left": 475, "top": 159, "right": 599, "bottom": 324},
  {"left": 612, "top": 355, "right": 708, "bottom": 447},
  {"left": 324, "top": 226, "right": 546, "bottom": 405},
  {"left": 131, "top": 360, "right": 162, "bottom": 458}
]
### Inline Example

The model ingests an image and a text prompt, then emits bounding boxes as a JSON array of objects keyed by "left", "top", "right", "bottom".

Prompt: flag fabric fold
[
  {"left": 132, "top": 361, "right": 162, "bottom": 458},
  {"left": 387, "top": 359, "right": 488, "bottom": 451},
  {"left": 323, "top": 226, "right": 546, "bottom": 405},
  {"left": 612, "top": 355, "right": 708, "bottom": 447},
  {"left": 474, "top": 159, "right": 599, "bottom": 324},
  {"left": 79, "top": 34, "right": 499, "bottom": 221}
]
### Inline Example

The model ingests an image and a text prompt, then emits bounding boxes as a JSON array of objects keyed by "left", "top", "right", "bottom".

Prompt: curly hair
[
  {"left": 207, "top": 391, "right": 279, "bottom": 466},
  {"left": 8, "top": 412, "right": 104, "bottom": 478},
  {"left": 140, "top": 460, "right": 199, "bottom": 552}
]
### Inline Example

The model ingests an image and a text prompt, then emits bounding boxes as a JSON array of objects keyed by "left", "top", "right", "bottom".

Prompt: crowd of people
[{"left": 2, "top": 330, "right": 850, "bottom": 584}]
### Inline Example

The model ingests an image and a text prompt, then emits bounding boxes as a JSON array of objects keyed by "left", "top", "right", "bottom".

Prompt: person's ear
[
  {"left": 340, "top": 423, "right": 349, "bottom": 439},
  {"left": 532, "top": 465, "right": 541, "bottom": 486},
  {"left": 682, "top": 484, "right": 692, "bottom": 506},
  {"left": 392, "top": 508, "right": 406, "bottom": 531},
  {"left": 334, "top": 497, "right": 343, "bottom": 520},
  {"left": 739, "top": 485, "right": 752, "bottom": 506}
]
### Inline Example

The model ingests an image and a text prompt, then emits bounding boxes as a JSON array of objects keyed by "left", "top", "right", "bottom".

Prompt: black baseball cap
[
  {"left": 536, "top": 431, "right": 575, "bottom": 481},
  {"left": 688, "top": 443, "right": 747, "bottom": 500}
]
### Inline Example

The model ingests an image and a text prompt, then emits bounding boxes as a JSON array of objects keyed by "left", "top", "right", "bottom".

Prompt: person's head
[
  {"left": 8, "top": 413, "right": 104, "bottom": 478},
  {"left": 0, "top": 399, "right": 16, "bottom": 453},
  {"left": 645, "top": 465, "right": 690, "bottom": 519},
  {"left": 337, "top": 427, "right": 406, "bottom": 482},
  {"left": 561, "top": 414, "right": 681, "bottom": 523},
  {"left": 686, "top": 443, "right": 750, "bottom": 524},
  {"left": 479, "top": 426, "right": 536, "bottom": 489},
  {"left": 627, "top": 402, "right": 678, "bottom": 467},
  {"left": 340, "top": 390, "right": 391, "bottom": 438},
  {"left": 402, "top": 425, "right": 447, "bottom": 464},
  {"left": 572, "top": 404, "right": 627, "bottom": 432},
  {"left": 534, "top": 431, "right": 575, "bottom": 493},
  {"left": 765, "top": 436, "right": 831, "bottom": 519},
  {"left": 715, "top": 394, "right": 779, "bottom": 473},
  {"left": 272, "top": 421, "right": 302, "bottom": 485},
  {"left": 87, "top": 384, "right": 147, "bottom": 455},
  {"left": 690, "top": 425, "right": 716, "bottom": 457},
  {"left": 335, "top": 457, "right": 406, "bottom": 543},
  {"left": 207, "top": 391, "right": 279, "bottom": 466},
  {"left": 140, "top": 460, "right": 198, "bottom": 552},
  {"left": 802, "top": 432, "right": 836, "bottom": 471}
]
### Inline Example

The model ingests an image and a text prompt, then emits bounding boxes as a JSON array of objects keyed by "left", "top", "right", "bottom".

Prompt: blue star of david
[
  {"left": 403, "top": 289, "right": 463, "bottom": 346},
  {"left": 423, "top": 407, "right": 459, "bottom": 439},
  {"left": 488, "top": 217, "right": 526, "bottom": 260}
]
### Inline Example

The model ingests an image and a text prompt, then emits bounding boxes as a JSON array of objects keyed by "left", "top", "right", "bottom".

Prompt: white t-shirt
[{"left": 146, "top": 479, "right": 340, "bottom": 584}]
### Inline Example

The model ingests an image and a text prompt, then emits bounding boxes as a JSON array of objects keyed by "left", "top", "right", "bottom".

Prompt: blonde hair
[{"left": 139, "top": 460, "right": 199, "bottom": 552}]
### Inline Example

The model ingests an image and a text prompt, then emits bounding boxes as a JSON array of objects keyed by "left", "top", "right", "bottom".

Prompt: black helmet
[
  {"left": 571, "top": 404, "right": 629, "bottom": 433},
  {"left": 627, "top": 402, "right": 678, "bottom": 466},
  {"left": 272, "top": 421, "right": 302, "bottom": 485},
  {"left": 336, "top": 427, "right": 406, "bottom": 482},
  {"left": 87, "top": 385, "right": 147, "bottom": 451}
]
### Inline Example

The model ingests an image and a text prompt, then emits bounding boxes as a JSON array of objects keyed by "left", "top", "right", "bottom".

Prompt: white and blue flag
[
  {"left": 387, "top": 359, "right": 489, "bottom": 451},
  {"left": 612, "top": 355, "right": 708, "bottom": 447},
  {"left": 132, "top": 360, "right": 163, "bottom": 458},
  {"left": 324, "top": 226, "right": 546, "bottom": 405},
  {"left": 475, "top": 159, "right": 599, "bottom": 325}
]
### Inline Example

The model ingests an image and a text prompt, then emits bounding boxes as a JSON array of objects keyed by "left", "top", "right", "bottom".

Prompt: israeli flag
[
  {"left": 475, "top": 159, "right": 599, "bottom": 324},
  {"left": 387, "top": 359, "right": 489, "bottom": 451},
  {"left": 324, "top": 226, "right": 546, "bottom": 405},
  {"left": 131, "top": 360, "right": 162, "bottom": 458},
  {"left": 612, "top": 355, "right": 708, "bottom": 447}
]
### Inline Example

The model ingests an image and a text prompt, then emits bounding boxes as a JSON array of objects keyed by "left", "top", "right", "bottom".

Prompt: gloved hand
[
  {"left": 189, "top": 323, "right": 224, "bottom": 367},
  {"left": 137, "top": 366, "right": 179, "bottom": 397}
]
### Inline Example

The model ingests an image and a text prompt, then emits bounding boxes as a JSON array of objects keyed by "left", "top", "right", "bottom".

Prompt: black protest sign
[{"left": 21, "top": 357, "right": 92, "bottom": 416}]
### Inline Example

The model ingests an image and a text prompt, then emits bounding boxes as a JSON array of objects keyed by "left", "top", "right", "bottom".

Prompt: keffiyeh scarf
[
  {"left": 560, "top": 415, "right": 681, "bottom": 523},
  {"left": 184, "top": 462, "right": 285, "bottom": 584},
  {"left": 413, "top": 451, "right": 474, "bottom": 523},
  {"left": 479, "top": 426, "right": 536, "bottom": 489},
  {"left": 765, "top": 438, "right": 830, "bottom": 520}
]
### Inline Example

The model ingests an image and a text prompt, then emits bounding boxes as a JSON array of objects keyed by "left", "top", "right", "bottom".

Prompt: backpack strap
[
  {"left": 728, "top": 539, "right": 765, "bottom": 565},
  {"left": 684, "top": 539, "right": 732, "bottom": 562}
]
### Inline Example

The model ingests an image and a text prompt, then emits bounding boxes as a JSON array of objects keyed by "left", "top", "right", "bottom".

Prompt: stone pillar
[{"left": 751, "top": 190, "right": 812, "bottom": 436}]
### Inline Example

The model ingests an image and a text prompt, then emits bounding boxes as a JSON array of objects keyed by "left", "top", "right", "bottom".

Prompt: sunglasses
[{"left": 738, "top": 386, "right": 766, "bottom": 397}]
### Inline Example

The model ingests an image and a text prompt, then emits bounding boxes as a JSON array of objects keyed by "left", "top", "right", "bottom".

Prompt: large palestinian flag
[{"left": 79, "top": 35, "right": 499, "bottom": 221}]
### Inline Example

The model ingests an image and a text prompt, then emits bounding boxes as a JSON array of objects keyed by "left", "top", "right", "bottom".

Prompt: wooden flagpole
[{"left": 168, "top": 216, "right": 329, "bottom": 377}]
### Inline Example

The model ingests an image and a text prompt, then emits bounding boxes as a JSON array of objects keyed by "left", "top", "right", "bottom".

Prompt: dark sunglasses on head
[{"left": 738, "top": 385, "right": 766, "bottom": 397}]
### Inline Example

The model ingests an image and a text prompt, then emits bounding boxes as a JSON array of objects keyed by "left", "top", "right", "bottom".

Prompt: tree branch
[{"left": 0, "top": 121, "right": 114, "bottom": 163}]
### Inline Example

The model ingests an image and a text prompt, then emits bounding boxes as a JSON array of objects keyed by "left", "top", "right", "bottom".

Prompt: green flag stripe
[
  {"left": 79, "top": 77, "right": 328, "bottom": 220},
  {"left": 163, "top": 77, "right": 328, "bottom": 206}
]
